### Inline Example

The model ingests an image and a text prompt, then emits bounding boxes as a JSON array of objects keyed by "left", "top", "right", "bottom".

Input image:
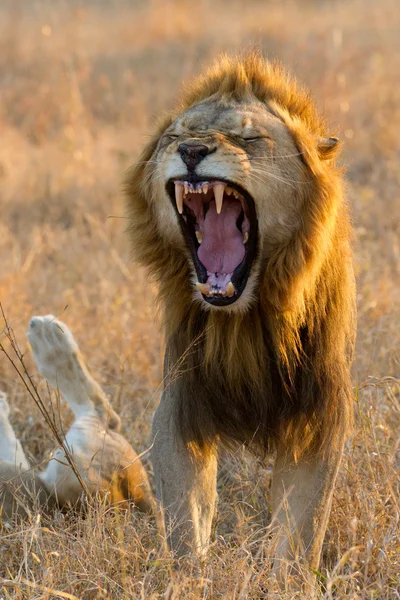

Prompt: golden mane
[
  {"left": 125, "top": 53, "right": 356, "bottom": 458},
  {"left": 181, "top": 53, "right": 326, "bottom": 136}
]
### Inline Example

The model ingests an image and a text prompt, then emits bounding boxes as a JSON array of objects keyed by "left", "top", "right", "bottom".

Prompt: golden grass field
[{"left": 1, "top": 0, "right": 400, "bottom": 597}]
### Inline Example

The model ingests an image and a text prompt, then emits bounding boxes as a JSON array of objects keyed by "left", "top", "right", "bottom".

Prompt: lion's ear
[{"left": 317, "top": 136, "right": 340, "bottom": 160}]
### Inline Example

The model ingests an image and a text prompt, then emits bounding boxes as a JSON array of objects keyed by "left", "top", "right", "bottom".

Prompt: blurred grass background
[{"left": 0, "top": 1, "right": 399, "bottom": 598}]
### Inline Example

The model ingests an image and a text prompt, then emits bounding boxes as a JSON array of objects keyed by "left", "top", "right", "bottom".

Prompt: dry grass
[{"left": 0, "top": 0, "right": 399, "bottom": 597}]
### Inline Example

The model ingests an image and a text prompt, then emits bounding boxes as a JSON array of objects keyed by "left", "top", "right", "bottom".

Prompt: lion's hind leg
[
  {"left": 0, "top": 392, "right": 54, "bottom": 518},
  {"left": 0, "top": 391, "right": 29, "bottom": 471},
  {"left": 27, "top": 315, "right": 120, "bottom": 431}
]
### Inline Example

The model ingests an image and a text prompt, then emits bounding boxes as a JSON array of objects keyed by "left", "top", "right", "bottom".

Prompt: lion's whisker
[
  {"left": 250, "top": 166, "right": 309, "bottom": 185},
  {"left": 249, "top": 169, "right": 298, "bottom": 189}
]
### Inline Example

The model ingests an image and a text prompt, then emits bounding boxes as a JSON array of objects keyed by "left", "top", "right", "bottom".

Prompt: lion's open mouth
[{"left": 167, "top": 177, "right": 258, "bottom": 306}]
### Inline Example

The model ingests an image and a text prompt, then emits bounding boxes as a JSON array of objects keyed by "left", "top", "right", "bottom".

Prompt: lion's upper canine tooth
[
  {"left": 196, "top": 231, "right": 203, "bottom": 244},
  {"left": 175, "top": 182, "right": 184, "bottom": 214},
  {"left": 243, "top": 232, "right": 249, "bottom": 244},
  {"left": 196, "top": 282, "right": 211, "bottom": 295},
  {"left": 214, "top": 183, "right": 225, "bottom": 214},
  {"left": 226, "top": 282, "right": 235, "bottom": 297}
]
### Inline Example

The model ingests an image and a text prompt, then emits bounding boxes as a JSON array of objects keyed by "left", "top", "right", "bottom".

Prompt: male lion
[{"left": 126, "top": 53, "right": 356, "bottom": 585}]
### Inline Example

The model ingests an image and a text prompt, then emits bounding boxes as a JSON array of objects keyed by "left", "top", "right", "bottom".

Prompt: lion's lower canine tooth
[
  {"left": 226, "top": 282, "right": 235, "bottom": 297},
  {"left": 175, "top": 183, "right": 184, "bottom": 214},
  {"left": 196, "top": 282, "right": 211, "bottom": 295},
  {"left": 243, "top": 232, "right": 249, "bottom": 244},
  {"left": 214, "top": 183, "right": 225, "bottom": 214},
  {"left": 196, "top": 231, "right": 203, "bottom": 244}
]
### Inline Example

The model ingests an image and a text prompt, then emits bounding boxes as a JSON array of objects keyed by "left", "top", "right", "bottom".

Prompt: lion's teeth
[
  {"left": 233, "top": 190, "right": 239, "bottom": 199},
  {"left": 175, "top": 183, "right": 184, "bottom": 214},
  {"left": 214, "top": 183, "right": 225, "bottom": 214},
  {"left": 226, "top": 282, "right": 235, "bottom": 297},
  {"left": 203, "top": 183, "right": 209, "bottom": 194},
  {"left": 196, "top": 282, "right": 211, "bottom": 295},
  {"left": 226, "top": 187, "right": 233, "bottom": 196},
  {"left": 243, "top": 232, "right": 249, "bottom": 244},
  {"left": 184, "top": 183, "right": 189, "bottom": 195},
  {"left": 196, "top": 231, "right": 203, "bottom": 244}
]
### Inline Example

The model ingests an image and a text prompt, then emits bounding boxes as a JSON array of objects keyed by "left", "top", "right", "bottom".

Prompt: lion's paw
[{"left": 27, "top": 315, "right": 79, "bottom": 387}]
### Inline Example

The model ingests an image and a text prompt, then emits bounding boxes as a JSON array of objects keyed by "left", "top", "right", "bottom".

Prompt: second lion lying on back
[{"left": 0, "top": 315, "right": 154, "bottom": 518}]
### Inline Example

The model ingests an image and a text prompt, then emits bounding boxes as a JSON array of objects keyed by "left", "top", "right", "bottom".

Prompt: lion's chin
[{"left": 166, "top": 176, "right": 258, "bottom": 306}]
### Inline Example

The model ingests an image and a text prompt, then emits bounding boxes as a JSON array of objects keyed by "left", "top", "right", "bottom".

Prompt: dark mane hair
[{"left": 126, "top": 52, "right": 356, "bottom": 458}]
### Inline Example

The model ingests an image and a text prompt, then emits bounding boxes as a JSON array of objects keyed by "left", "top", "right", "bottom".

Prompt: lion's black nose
[{"left": 178, "top": 143, "right": 210, "bottom": 171}]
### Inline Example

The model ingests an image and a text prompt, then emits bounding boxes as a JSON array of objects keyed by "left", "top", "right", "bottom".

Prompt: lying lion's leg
[
  {"left": 0, "top": 391, "right": 29, "bottom": 471},
  {"left": 40, "top": 415, "right": 156, "bottom": 511},
  {"left": 152, "top": 395, "right": 217, "bottom": 559},
  {"left": 26, "top": 316, "right": 155, "bottom": 511},
  {"left": 27, "top": 315, "right": 121, "bottom": 431},
  {"left": 270, "top": 440, "right": 345, "bottom": 590},
  {"left": 0, "top": 393, "right": 55, "bottom": 518}
]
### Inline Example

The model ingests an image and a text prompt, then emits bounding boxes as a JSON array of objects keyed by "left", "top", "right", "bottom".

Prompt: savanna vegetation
[{"left": 0, "top": 1, "right": 399, "bottom": 597}]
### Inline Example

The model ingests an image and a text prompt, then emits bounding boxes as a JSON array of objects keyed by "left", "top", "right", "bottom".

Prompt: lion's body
[
  {"left": 126, "top": 53, "right": 356, "bottom": 590},
  {"left": 0, "top": 317, "right": 155, "bottom": 519}
]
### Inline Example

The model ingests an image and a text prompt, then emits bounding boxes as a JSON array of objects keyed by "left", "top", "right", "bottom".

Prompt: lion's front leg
[
  {"left": 271, "top": 440, "right": 345, "bottom": 591},
  {"left": 152, "top": 394, "right": 217, "bottom": 559}
]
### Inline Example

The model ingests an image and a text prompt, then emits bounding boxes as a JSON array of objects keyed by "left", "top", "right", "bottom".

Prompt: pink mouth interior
[
  {"left": 198, "top": 200, "right": 245, "bottom": 273},
  {"left": 177, "top": 181, "right": 250, "bottom": 296}
]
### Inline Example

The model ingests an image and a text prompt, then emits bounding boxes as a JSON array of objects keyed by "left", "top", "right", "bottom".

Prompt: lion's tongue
[{"left": 198, "top": 200, "right": 245, "bottom": 274}]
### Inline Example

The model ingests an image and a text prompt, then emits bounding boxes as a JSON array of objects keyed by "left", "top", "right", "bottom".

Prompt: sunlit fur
[{"left": 126, "top": 53, "right": 356, "bottom": 458}]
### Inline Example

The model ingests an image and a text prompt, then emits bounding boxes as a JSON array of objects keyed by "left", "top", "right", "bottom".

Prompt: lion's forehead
[{"left": 172, "top": 102, "right": 275, "bottom": 137}]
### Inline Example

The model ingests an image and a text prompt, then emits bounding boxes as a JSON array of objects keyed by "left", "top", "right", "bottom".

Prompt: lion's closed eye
[{"left": 242, "top": 135, "right": 270, "bottom": 142}]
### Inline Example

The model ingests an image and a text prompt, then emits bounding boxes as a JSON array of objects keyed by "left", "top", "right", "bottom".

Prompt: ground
[{"left": 0, "top": 0, "right": 399, "bottom": 598}]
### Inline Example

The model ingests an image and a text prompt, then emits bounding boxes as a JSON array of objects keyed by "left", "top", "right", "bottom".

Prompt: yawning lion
[{"left": 126, "top": 52, "right": 356, "bottom": 588}]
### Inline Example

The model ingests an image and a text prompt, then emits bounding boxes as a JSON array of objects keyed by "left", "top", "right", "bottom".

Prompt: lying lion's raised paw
[
  {"left": 27, "top": 314, "right": 79, "bottom": 386},
  {"left": 27, "top": 314, "right": 121, "bottom": 431}
]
